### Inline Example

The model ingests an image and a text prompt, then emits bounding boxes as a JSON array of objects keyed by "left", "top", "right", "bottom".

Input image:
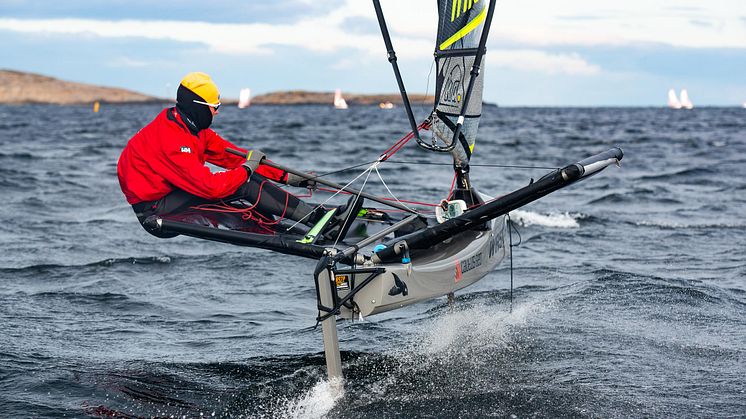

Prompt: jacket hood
[{"left": 175, "top": 84, "right": 213, "bottom": 135}]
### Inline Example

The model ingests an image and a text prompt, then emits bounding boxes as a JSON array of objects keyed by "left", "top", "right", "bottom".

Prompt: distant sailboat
[
  {"left": 667, "top": 89, "right": 682, "bottom": 109},
  {"left": 238, "top": 88, "right": 251, "bottom": 109},
  {"left": 679, "top": 89, "right": 693, "bottom": 109},
  {"left": 334, "top": 89, "right": 348, "bottom": 110},
  {"left": 741, "top": 102, "right": 745, "bottom": 109}
]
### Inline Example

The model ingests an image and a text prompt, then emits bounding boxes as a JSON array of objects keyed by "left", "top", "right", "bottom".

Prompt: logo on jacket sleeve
[{"left": 180, "top": 146, "right": 192, "bottom": 153}]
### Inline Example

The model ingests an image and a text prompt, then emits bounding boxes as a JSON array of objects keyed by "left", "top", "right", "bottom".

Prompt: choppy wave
[
  {"left": 0, "top": 256, "right": 173, "bottom": 275},
  {"left": 635, "top": 220, "right": 746, "bottom": 230},
  {"left": 509, "top": 209, "right": 583, "bottom": 228},
  {"left": 1, "top": 105, "right": 744, "bottom": 417},
  {"left": 637, "top": 166, "right": 717, "bottom": 182},
  {"left": 278, "top": 379, "right": 344, "bottom": 419}
]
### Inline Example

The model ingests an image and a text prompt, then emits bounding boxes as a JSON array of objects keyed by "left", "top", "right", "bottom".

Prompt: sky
[{"left": 1, "top": 0, "right": 745, "bottom": 106}]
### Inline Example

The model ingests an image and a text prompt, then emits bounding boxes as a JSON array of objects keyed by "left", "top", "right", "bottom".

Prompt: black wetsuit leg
[
  {"left": 228, "top": 173, "right": 322, "bottom": 225},
  {"left": 132, "top": 173, "right": 323, "bottom": 238}
]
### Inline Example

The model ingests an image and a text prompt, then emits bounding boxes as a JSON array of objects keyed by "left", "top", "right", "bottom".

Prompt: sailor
[{"left": 117, "top": 72, "right": 358, "bottom": 238}]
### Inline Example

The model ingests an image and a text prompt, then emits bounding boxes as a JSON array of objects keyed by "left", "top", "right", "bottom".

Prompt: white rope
[
  {"left": 285, "top": 160, "right": 381, "bottom": 232},
  {"left": 373, "top": 165, "right": 420, "bottom": 215},
  {"left": 332, "top": 164, "right": 375, "bottom": 247},
  {"left": 284, "top": 154, "right": 427, "bottom": 244}
]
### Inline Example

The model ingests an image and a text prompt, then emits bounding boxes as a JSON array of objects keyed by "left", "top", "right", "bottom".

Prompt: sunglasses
[{"left": 193, "top": 100, "right": 221, "bottom": 111}]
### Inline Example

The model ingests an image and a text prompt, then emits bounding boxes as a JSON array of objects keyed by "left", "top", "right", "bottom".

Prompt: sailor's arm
[
  {"left": 202, "top": 129, "right": 249, "bottom": 168},
  {"left": 163, "top": 139, "right": 248, "bottom": 199},
  {"left": 203, "top": 129, "right": 289, "bottom": 183}
]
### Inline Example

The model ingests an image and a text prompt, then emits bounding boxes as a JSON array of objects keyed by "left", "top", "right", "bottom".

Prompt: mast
[
  {"left": 372, "top": 0, "right": 423, "bottom": 143},
  {"left": 372, "top": 0, "right": 498, "bottom": 205}
]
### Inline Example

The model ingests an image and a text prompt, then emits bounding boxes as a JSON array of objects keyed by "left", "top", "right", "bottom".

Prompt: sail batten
[{"left": 439, "top": 6, "right": 487, "bottom": 50}]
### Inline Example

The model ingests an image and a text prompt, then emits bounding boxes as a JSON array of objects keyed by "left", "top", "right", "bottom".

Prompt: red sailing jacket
[{"left": 117, "top": 108, "right": 286, "bottom": 204}]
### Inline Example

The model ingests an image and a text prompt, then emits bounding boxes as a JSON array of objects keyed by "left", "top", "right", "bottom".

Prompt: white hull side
[{"left": 338, "top": 215, "right": 509, "bottom": 319}]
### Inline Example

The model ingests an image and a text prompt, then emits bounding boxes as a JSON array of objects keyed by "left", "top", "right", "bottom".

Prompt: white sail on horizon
[
  {"left": 679, "top": 89, "right": 693, "bottom": 109},
  {"left": 668, "top": 89, "right": 682, "bottom": 109},
  {"left": 334, "top": 88, "right": 348, "bottom": 110},
  {"left": 238, "top": 88, "right": 251, "bottom": 109}
]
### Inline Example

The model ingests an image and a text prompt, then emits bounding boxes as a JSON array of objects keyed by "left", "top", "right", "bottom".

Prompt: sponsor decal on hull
[
  {"left": 461, "top": 253, "right": 483, "bottom": 274},
  {"left": 488, "top": 226, "right": 505, "bottom": 259},
  {"left": 335, "top": 274, "right": 350, "bottom": 290}
]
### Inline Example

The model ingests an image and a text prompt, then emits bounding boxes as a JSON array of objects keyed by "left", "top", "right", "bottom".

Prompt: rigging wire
[
  {"left": 372, "top": 165, "right": 419, "bottom": 214},
  {"left": 385, "top": 160, "right": 559, "bottom": 171},
  {"left": 284, "top": 161, "right": 381, "bottom": 232},
  {"left": 281, "top": 158, "right": 556, "bottom": 191},
  {"left": 275, "top": 160, "right": 380, "bottom": 188},
  {"left": 287, "top": 160, "right": 558, "bottom": 183},
  {"left": 332, "top": 164, "right": 375, "bottom": 248},
  {"left": 273, "top": 119, "right": 555, "bottom": 230},
  {"left": 314, "top": 160, "right": 380, "bottom": 177},
  {"left": 315, "top": 186, "right": 438, "bottom": 209},
  {"left": 423, "top": 60, "right": 435, "bottom": 109},
  {"left": 506, "top": 214, "right": 523, "bottom": 314},
  {"left": 507, "top": 213, "right": 514, "bottom": 313},
  {"left": 509, "top": 216, "right": 523, "bottom": 247}
]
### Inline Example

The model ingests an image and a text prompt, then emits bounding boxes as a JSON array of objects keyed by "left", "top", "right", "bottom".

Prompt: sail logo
[
  {"left": 440, "top": 64, "right": 465, "bottom": 107},
  {"left": 451, "top": 0, "right": 479, "bottom": 22}
]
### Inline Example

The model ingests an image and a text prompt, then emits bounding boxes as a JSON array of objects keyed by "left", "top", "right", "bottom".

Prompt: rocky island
[{"left": 0, "top": 69, "right": 160, "bottom": 105}]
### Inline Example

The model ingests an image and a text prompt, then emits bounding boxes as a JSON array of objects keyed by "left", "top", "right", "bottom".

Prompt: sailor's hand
[
  {"left": 287, "top": 172, "right": 318, "bottom": 190},
  {"left": 243, "top": 150, "right": 266, "bottom": 174}
]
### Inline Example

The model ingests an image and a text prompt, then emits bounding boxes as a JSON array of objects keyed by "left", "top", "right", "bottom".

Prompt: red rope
[
  {"left": 312, "top": 120, "right": 449, "bottom": 212},
  {"left": 379, "top": 120, "right": 431, "bottom": 161},
  {"left": 448, "top": 172, "right": 457, "bottom": 198},
  {"left": 194, "top": 121, "right": 446, "bottom": 227},
  {"left": 189, "top": 180, "right": 293, "bottom": 233}
]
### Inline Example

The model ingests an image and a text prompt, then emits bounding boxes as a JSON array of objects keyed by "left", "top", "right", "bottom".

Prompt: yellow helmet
[{"left": 179, "top": 72, "right": 220, "bottom": 105}]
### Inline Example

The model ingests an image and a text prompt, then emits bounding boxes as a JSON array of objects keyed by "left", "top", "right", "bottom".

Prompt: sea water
[{"left": 0, "top": 104, "right": 744, "bottom": 417}]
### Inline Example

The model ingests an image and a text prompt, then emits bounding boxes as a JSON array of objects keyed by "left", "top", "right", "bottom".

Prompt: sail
[
  {"left": 679, "top": 89, "right": 693, "bottom": 109},
  {"left": 668, "top": 89, "right": 682, "bottom": 109},
  {"left": 334, "top": 88, "right": 348, "bottom": 109},
  {"left": 238, "top": 88, "right": 251, "bottom": 108},
  {"left": 432, "top": 0, "right": 489, "bottom": 166}
]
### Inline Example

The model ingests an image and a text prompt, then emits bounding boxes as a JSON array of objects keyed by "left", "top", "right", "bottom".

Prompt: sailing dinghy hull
[{"left": 335, "top": 214, "right": 507, "bottom": 318}]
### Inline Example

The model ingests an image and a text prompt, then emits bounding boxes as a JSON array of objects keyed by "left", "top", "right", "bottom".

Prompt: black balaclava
[{"left": 175, "top": 84, "right": 213, "bottom": 135}]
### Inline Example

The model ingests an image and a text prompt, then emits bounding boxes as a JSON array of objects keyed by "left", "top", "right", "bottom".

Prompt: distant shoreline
[
  {"left": 0, "top": 69, "right": 157, "bottom": 105},
  {"left": 0, "top": 69, "right": 434, "bottom": 106}
]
